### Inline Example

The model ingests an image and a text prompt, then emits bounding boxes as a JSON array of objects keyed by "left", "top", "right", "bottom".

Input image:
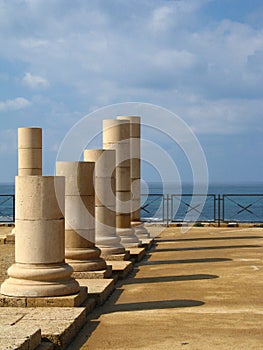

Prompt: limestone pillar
[
  {"left": 117, "top": 116, "right": 150, "bottom": 239},
  {"left": 56, "top": 161, "right": 107, "bottom": 275},
  {"left": 84, "top": 149, "right": 126, "bottom": 259},
  {"left": 0, "top": 176, "right": 80, "bottom": 297},
  {"left": 11, "top": 127, "right": 43, "bottom": 236},
  {"left": 18, "top": 128, "right": 42, "bottom": 175},
  {"left": 103, "top": 119, "right": 140, "bottom": 248}
]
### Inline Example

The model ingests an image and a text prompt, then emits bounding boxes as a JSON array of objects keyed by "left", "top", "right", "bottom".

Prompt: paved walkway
[{"left": 68, "top": 226, "right": 263, "bottom": 350}]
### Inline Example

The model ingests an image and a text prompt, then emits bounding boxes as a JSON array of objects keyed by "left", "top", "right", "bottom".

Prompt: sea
[{"left": 1, "top": 182, "right": 263, "bottom": 224}]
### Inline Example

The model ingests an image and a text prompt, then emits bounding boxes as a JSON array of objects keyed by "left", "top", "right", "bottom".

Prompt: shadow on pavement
[
  {"left": 154, "top": 245, "right": 261, "bottom": 252},
  {"left": 140, "top": 257, "right": 232, "bottom": 266},
  {"left": 104, "top": 299, "right": 205, "bottom": 313},
  {"left": 156, "top": 236, "right": 263, "bottom": 243},
  {"left": 123, "top": 273, "right": 219, "bottom": 284}
]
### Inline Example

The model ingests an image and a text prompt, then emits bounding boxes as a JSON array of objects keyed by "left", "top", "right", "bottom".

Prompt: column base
[
  {"left": 98, "top": 245, "right": 126, "bottom": 260},
  {"left": 116, "top": 228, "right": 141, "bottom": 248},
  {"left": 132, "top": 221, "right": 151, "bottom": 239},
  {"left": 0, "top": 263, "right": 80, "bottom": 298},
  {"left": 66, "top": 258, "right": 107, "bottom": 272}
]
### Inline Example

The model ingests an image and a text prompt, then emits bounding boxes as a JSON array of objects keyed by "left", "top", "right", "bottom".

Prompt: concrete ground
[{"left": 67, "top": 226, "right": 263, "bottom": 350}]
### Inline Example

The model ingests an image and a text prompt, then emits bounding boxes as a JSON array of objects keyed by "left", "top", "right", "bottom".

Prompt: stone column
[
  {"left": 56, "top": 161, "right": 109, "bottom": 278},
  {"left": 84, "top": 149, "right": 126, "bottom": 259},
  {"left": 117, "top": 116, "right": 150, "bottom": 239},
  {"left": 103, "top": 119, "right": 140, "bottom": 248},
  {"left": 18, "top": 128, "right": 42, "bottom": 175},
  {"left": 0, "top": 176, "right": 80, "bottom": 297},
  {"left": 11, "top": 127, "right": 43, "bottom": 237}
]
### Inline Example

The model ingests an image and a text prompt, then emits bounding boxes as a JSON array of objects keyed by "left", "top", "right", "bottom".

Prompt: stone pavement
[
  {"left": 67, "top": 226, "right": 263, "bottom": 350},
  {"left": 1, "top": 226, "right": 263, "bottom": 349}
]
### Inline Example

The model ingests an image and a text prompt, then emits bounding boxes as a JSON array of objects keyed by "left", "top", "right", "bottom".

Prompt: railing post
[
  {"left": 164, "top": 194, "right": 171, "bottom": 227},
  {"left": 217, "top": 194, "right": 221, "bottom": 227}
]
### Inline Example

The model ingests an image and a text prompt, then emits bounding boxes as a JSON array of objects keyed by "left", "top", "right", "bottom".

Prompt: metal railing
[
  {"left": 0, "top": 195, "right": 15, "bottom": 223},
  {"left": 1, "top": 193, "right": 263, "bottom": 226},
  {"left": 222, "top": 194, "right": 263, "bottom": 223},
  {"left": 141, "top": 193, "right": 263, "bottom": 226}
]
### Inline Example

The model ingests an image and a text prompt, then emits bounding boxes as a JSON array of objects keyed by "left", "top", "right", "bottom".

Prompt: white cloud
[
  {"left": 0, "top": 97, "right": 31, "bottom": 112},
  {"left": 0, "top": 1, "right": 262, "bottom": 137},
  {"left": 23, "top": 72, "right": 49, "bottom": 89}
]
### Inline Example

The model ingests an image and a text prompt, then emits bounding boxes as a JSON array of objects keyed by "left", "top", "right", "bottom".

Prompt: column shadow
[
  {"left": 154, "top": 244, "right": 261, "bottom": 253},
  {"left": 156, "top": 236, "right": 263, "bottom": 243},
  {"left": 123, "top": 273, "right": 219, "bottom": 285},
  {"left": 140, "top": 257, "right": 232, "bottom": 266}
]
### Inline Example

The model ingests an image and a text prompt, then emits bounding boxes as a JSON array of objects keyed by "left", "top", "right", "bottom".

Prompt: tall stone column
[
  {"left": 0, "top": 176, "right": 80, "bottom": 297},
  {"left": 18, "top": 128, "right": 42, "bottom": 175},
  {"left": 117, "top": 116, "right": 150, "bottom": 239},
  {"left": 84, "top": 149, "right": 126, "bottom": 259},
  {"left": 103, "top": 119, "right": 140, "bottom": 248},
  {"left": 56, "top": 161, "right": 109, "bottom": 277}
]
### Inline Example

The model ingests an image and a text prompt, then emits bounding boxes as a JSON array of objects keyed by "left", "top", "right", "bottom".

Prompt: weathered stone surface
[
  {"left": 107, "top": 260, "right": 133, "bottom": 279},
  {"left": 0, "top": 287, "right": 88, "bottom": 307},
  {"left": 56, "top": 161, "right": 107, "bottom": 274},
  {"left": 0, "top": 324, "right": 41, "bottom": 350},
  {"left": 77, "top": 278, "right": 115, "bottom": 305},
  {"left": 128, "top": 247, "right": 146, "bottom": 262},
  {"left": 73, "top": 266, "right": 112, "bottom": 279}
]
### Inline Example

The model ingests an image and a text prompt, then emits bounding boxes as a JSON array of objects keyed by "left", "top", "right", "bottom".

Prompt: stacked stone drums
[
  {"left": 1, "top": 128, "right": 80, "bottom": 298},
  {"left": 56, "top": 161, "right": 109, "bottom": 278},
  {"left": 84, "top": 149, "right": 126, "bottom": 259},
  {"left": 117, "top": 116, "right": 150, "bottom": 240},
  {"left": 0, "top": 175, "right": 80, "bottom": 297},
  {"left": 18, "top": 127, "right": 42, "bottom": 176},
  {"left": 103, "top": 119, "right": 140, "bottom": 248}
]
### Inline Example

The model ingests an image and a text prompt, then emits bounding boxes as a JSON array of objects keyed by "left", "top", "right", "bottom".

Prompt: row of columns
[{"left": 1, "top": 116, "right": 150, "bottom": 298}]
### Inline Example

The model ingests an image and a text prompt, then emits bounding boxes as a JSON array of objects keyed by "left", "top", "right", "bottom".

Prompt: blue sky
[{"left": 0, "top": 0, "right": 263, "bottom": 184}]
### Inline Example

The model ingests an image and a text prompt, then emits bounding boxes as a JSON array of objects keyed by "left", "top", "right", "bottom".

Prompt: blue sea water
[
  {"left": 1, "top": 182, "right": 263, "bottom": 223},
  {"left": 141, "top": 182, "right": 263, "bottom": 223}
]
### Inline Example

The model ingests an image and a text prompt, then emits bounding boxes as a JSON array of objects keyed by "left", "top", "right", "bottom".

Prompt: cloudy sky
[{"left": 0, "top": 0, "right": 263, "bottom": 184}]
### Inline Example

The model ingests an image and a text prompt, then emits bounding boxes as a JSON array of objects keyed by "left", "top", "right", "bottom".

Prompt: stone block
[
  {"left": 64, "top": 195, "right": 94, "bottom": 229},
  {"left": 106, "top": 260, "right": 133, "bottom": 279},
  {"left": 106, "top": 251, "right": 130, "bottom": 261},
  {"left": 103, "top": 119, "right": 130, "bottom": 143},
  {"left": 117, "top": 116, "right": 141, "bottom": 138},
  {"left": 96, "top": 206, "right": 116, "bottom": 227},
  {"left": 84, "top": 149, "right": 116, "bottom": 178},
  {"left": 116, "top": 214, "right": 131, "bottom": 228},
  {"left": 15, "top": 176, "right": 65, "bottom": 220},
  {"left": 18, "top": 148, "right": 42, "bottom": 169},
  {"left": 0, "top": 325, "right": 41, "bottom": 350},
  {"left": 128, "top": 247, "right": 146, "bottom": 262},
  {"left": 73, "top": 265, "right": 112, "bottom": 279},
  {"left": 0, "top": 287, "right": 88, "bottom": 307},
  {"left": 15, "top": 219, "right": 65, "bottom": 264},
  {"left": 56, "top": 161, "right": 94, "bottom": 196},
  {"left": 18, "top": 168, "right": 42, "bottom": 176},
  {"left": 115, "top": 167, "right": 131, "bottom": 191},
  {"left": 130, "top": 158, "right": 140, "bottom": 179},
  {"left": 94, "top": 177, "right": 116, "bottom": 206},
  {"left": 116, "top": 191, "right": 131, "bottom": 214},
  {"left": 77, "top": 278, "right": 115, "bottom": 305},
  {"left": 18, "top": 127, "right": 42, "bottom": 148},
  {"left": 21, "top": 307, "right": 87, "bottom": 350}
]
